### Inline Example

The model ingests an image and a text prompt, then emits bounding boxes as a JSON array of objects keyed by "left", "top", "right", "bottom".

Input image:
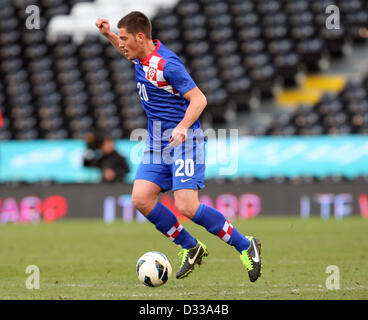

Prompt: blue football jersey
[{"left": 133, "top": 40, "right": 201, "bottom": 151}]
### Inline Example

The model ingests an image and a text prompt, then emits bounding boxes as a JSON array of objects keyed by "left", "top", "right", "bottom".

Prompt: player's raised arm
[{"left": 95, "top": 18, "right": 128, "bottom": 58}]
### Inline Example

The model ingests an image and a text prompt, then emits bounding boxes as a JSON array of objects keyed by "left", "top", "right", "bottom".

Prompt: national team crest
[
  {"left": 147, "top": 67, "right": 157, "bottom": 81},
  {"left": 142, "top": 53, "right": 180, "bottom": 96}
]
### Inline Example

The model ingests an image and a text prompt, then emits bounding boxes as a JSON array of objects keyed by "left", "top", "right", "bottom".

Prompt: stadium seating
[
  {"left": 262, "top": 73, "right": 368, "bottom": 136},
  {"left": 0, "top": 0, "right": 368, "bottom": 140}
]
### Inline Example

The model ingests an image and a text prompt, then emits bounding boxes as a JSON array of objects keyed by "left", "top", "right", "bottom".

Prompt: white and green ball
[{"left": 136, "top": 252, "right": 172, "bottom": 287}]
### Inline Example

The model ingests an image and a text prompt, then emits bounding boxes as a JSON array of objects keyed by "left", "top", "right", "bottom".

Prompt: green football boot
[
  {"left": 176, "top": 240, "right": 208, "bottom": 279},
  {"left": 240, "top": 236, "right": 262, "bottom": 282}
]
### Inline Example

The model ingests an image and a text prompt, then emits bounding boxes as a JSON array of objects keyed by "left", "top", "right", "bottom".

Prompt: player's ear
[{"left": 136, "top": 32, "right": 145, "bottom": 44}]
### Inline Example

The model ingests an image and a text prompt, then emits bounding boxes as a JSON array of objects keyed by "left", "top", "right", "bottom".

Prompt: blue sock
[
  {"left": 192, "top": 204, "right": 250, "bottom": 253},
  {"left": 146, "top": 202, "right": 197, "bottom": 249}
]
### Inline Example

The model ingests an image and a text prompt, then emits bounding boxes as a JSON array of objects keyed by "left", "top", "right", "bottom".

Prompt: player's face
[{"left": 118, "top": 28, "right": 140, "bottom": 60}]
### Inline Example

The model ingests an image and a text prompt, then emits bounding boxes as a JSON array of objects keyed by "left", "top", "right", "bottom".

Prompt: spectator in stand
[{"left": 83, "top": 132, "right": 130, "bottom": 183}]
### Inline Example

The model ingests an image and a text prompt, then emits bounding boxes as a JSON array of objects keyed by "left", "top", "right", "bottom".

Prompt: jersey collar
[{"left": 139, "top": 39, "right": 161, "bottom": 65}]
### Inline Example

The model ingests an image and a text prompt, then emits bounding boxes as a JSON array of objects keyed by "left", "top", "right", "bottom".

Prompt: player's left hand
[{"left": 169, "top": 126, "right": 187, "bottom": 147}]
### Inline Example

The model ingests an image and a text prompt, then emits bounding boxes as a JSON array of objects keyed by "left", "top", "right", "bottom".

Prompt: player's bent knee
[
  {"left": 131, "top": 194, "right": 141, "bottom": 210},
  {"left": 174, "top": 200, "right": 196, "bottom": 220},
  {"left": 131, "top": 180, "right": 161, "bottom": 215},
  {"left": 131, "top": 194, "right": 156, "bottom": 216}
]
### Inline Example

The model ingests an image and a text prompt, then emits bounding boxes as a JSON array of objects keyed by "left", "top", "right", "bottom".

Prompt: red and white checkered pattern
[
  {"left": 141, "top": 41, "right": 180, "bottom": 96},
  {"left": 216, "top": 220, "right": 233, "bottom": 243},
  {"left": 165, "top": 221, "right": 183, "bottom": 241}
]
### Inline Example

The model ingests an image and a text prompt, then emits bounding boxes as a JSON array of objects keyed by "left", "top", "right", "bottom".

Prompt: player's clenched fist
[
  {"left": 96, "top": 18, "right": 111, "bottom": 36},
  {"left": 169, "top": 126, "right": 187, "bottom": 147}
]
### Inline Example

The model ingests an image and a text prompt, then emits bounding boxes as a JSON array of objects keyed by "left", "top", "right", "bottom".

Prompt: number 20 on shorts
[{"left": 175, "top": 159, "right": 194, "bottom": 177}]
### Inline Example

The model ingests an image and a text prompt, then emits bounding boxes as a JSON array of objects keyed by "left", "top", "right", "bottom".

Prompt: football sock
[
  {"left": 146, "top": 201, "right": 197, "bottom": 249},
  {"left": 192, "top": 204, "right": 250, "bottom": 253}
]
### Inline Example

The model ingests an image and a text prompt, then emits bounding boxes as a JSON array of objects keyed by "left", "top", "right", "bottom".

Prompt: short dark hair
[{"left": 117, "top": 11, "right": 152, "bottom": 39}]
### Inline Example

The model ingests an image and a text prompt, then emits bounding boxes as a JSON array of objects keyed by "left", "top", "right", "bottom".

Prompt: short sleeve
[{"left": 163, "top": 59, "right": 196, "bottom": 96}]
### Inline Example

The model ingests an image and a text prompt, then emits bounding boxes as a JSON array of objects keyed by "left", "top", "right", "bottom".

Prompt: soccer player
[{"left": 96, "top": 11, "right": 261, "bottom": 282}]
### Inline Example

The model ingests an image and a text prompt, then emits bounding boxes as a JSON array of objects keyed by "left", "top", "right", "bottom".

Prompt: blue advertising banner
[
  {"left": 207, "top": 135, "right": 368, "bottom": 179},
  {"left": 0, "top": 140, "right": 100, "bottom": 183},
  {"left": 1, "top": 135, "right": 368, "bottom": 183}
]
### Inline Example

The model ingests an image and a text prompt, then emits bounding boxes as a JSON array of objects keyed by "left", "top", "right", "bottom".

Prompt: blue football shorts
[{"left": 135, "top": 136, "right": 206, "bottom": 192}]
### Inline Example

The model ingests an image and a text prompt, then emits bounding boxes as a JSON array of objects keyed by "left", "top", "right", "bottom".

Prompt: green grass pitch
[{"left": 0, "top": 216, "right": 367, "bottom": 300}]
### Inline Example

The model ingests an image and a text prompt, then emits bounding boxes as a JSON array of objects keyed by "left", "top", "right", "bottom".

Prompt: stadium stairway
[
  {"left": 275, "top": 41, "right": 368, "bottom": 109},
  {"left": 241, "top": 39, "right": 368, "bottom": 136},
  {"left": 276, "top": 75, "right": 347, "bottom": 108}
]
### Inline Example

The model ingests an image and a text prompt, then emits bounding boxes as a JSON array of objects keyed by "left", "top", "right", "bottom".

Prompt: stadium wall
[
  {"left": 2, "top": 135, "right": 368, "bottom": 183},
  {"left": 0, "top": 182, "right": 367, "bottom": 224}
]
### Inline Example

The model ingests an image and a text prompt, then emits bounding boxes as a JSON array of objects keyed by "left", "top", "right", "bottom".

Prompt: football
[{"left": 136, "top": 251, "right": 172, "bottom": 287}]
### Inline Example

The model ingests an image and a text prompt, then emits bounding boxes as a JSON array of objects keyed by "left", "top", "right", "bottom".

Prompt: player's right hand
[{"left": 96, "top": 18, "right": 111, "bottom": 36}]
